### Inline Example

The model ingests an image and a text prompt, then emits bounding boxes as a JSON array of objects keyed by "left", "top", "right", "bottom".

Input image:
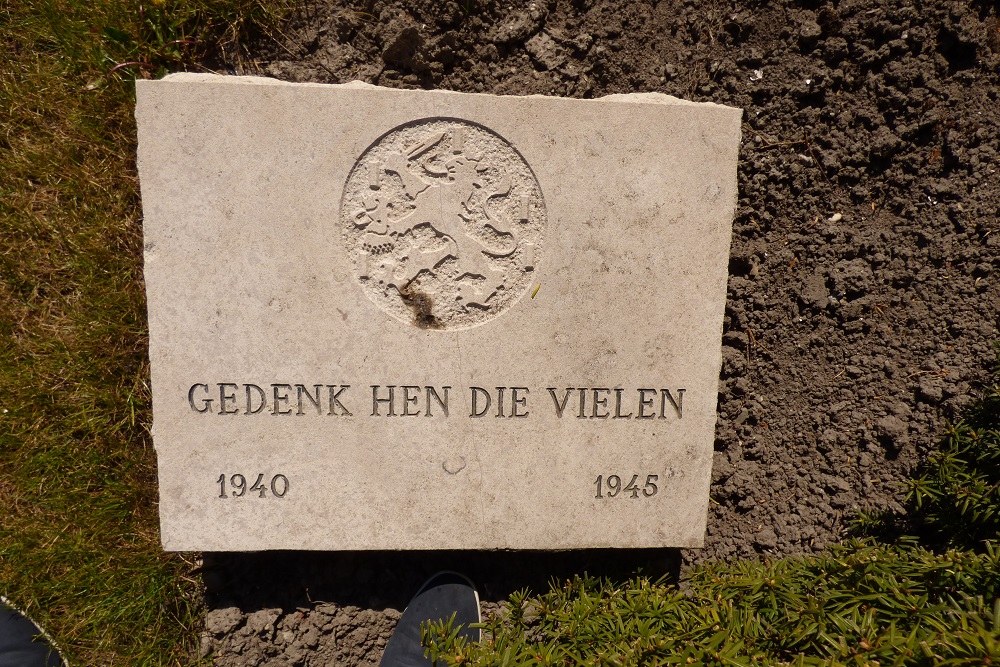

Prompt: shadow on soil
[{"left": 203, "top": 549, "right": 681, "bottom": 612}]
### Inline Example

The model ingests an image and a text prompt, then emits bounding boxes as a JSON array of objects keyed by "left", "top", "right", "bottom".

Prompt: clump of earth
[{"left": 200, "top": 0, "right": 1000, "bottom": 663}]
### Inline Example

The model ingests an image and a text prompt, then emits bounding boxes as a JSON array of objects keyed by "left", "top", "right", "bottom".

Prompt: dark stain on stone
[{"left": 399, "top": 285, "right": 442, "bottom": 329}]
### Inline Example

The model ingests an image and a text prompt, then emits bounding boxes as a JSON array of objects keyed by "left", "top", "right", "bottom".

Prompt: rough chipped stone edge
[{"left": 152, "top": 73, "right": 740, "bottom": 112}]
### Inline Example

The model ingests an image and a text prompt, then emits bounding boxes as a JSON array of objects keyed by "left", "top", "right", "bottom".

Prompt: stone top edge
[{"left": 142, "top": 72, "right": 741, "bottom": 114}]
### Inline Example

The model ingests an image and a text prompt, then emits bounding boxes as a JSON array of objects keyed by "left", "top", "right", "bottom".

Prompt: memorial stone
[{"left": 135, "top": 74, "right": 741, "bottom": 551}]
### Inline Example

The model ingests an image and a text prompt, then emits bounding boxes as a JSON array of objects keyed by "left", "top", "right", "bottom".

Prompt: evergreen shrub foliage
[
  {"left": 424, "top": 378, "right": 1000, "bottom": 665},
  {"left": 907, "top": 383, "right": 1000, "bottom": 551},
  {"left": 425, "top": 542, "right": 1000, "bottom": 665}
]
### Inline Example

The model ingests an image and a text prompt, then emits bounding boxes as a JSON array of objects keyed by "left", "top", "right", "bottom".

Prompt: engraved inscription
[
  {"left": 341, "top": 119, "right": 546, "bottom": 330},
  {"left": 546, "top": 387, "right": 684, "bottom": 419},
  {"left": 188, "top": 383, "right": 353, "bottom": 416},
  {"left": 594, "top": 474, "right": 659, "bottom": 498},
  {"left": 370, "top": 384, "right": 451, "bottom": 417},
  {"left": 217, "top": 473, "right": 289, "bottom": 498},
  {"left": 186, "top": 383, "right": 685, "bottom": 419}
]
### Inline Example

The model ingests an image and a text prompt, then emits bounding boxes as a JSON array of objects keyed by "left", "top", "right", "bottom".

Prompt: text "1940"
[{"left": 217, "top": 473, "right": 289, "bottom": 498}]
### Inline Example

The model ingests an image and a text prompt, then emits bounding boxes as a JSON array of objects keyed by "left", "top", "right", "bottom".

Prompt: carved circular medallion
[{"left": 341, "top": 118, "right": 545, "bottom": 330}]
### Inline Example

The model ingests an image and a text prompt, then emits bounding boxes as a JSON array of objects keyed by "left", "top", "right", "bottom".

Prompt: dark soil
[{"left": 201, "top": 0, "right": 1000, "bottom": 663}]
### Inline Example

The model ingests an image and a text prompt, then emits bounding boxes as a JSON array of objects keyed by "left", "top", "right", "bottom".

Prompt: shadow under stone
[{"left": 203, "top": 549, "right": 681, "bottom": 613}]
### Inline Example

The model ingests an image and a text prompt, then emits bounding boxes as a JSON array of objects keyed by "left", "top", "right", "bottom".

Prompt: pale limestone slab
[{"left": 135, "top": 74, "right": 741, "bottom": 551}]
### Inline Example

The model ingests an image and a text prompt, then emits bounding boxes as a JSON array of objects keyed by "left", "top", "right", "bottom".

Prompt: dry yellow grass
[{"left": 0, "top": 1, "right": 286, "bottom": 662}]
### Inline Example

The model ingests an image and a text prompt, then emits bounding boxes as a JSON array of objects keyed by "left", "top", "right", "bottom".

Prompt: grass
[
  {"left": 427, "top": 543, "right": 1000, "bottom": 665},
  {"left": 0, "top": 1, "right": 286, "bottom": 662},
  {"left": 424, "top": 378, "right": 1000, "bottom": 665}
]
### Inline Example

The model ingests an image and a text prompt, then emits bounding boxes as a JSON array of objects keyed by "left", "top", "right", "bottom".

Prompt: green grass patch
[
  {"left": 426, "top": 542, "right": 1000, "bottom": 665},
  {"left": 906, "top": 382, "right": 1000, "bottom": 551},
  {"left": 425, "top": 378, "right": 1000, "bottom": 665},
  {"left": 0, "top": 1, "right": 285, "bottom": 663}
]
